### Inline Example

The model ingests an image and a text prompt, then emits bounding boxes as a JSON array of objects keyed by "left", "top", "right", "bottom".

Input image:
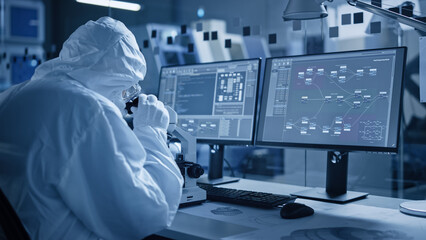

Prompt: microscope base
[{"left": 179, "top": 186, "right": 206, "bottom": 208}]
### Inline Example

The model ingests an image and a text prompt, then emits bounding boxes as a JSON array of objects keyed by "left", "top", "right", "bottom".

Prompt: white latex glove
[{"left": 131, "top": 94, "right": 170, "bottom": 131}]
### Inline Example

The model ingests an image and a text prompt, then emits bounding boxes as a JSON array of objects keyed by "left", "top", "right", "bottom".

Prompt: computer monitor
[
  {"left": 256, "top": 47, "right": 406, "bottom": 203},
  {"left": 158, "top": 59, "right": 261, "bottom": 185}
]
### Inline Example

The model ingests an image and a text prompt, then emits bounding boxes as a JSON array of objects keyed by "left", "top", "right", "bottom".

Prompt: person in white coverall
[{"left": 0, "top": 17, "right": 183, "bottom": 239}]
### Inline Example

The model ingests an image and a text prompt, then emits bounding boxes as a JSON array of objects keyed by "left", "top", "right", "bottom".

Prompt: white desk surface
[{"left": 158, "top": 179, "right": 426, "bottom": 240}]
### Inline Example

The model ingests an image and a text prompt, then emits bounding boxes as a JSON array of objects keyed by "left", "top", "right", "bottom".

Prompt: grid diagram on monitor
[{"left": 258, "top": 49, "right": 403, "bottom": 149}]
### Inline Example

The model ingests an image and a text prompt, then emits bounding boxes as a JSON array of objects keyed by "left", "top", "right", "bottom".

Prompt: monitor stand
[
  {"left": 197, "top": 144, "right": 240, "bottom": 186},
  {"left": 292, "top": 151, "right": 368, "bottom": 203}
]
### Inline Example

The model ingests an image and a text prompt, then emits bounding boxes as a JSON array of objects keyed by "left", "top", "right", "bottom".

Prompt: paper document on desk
[
  {"left": 181, "top": 200, "right": 426, "bottom": 240},
  {"left": 179, "top": 202, "right": 282, "bottom": 229},
  {"left": 420, "top": 37, "right": 426, "bottom": 103},
  {"left": 223, "top": 199, "right": 426, "bottom": 240}
]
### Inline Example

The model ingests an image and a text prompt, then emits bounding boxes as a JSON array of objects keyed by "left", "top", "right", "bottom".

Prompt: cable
[
  {"left": 303, "top": 150, "right": 307, "bottom": 187},
  {"left": 223, "top": 158, "right": 235, "bottom": 177},
  {"left": 401, "top": 110, "right": 407, "bottom": 130},
  {"left": 240, "top": 155, "right": 250, "bottom": 179}
]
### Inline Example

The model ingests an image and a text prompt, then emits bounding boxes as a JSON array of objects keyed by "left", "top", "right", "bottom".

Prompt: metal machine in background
[
  {"left": 129, "top": 23, "right": 199, "bottom": 95},
  {"left": 190, "top": 19, "right": 270, "bottom": 62},
  {"left": 129, "top": 20, "right": 270, "bottom": 95},
  {"left": 0, "top": 0, "right": 45, "bottom": 91}
]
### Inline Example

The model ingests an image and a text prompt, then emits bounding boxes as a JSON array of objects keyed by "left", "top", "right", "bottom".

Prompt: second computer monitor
[
  {"left": 158, "top": 59, "right": 261, "bottom": 145},
  {"left": 256, "top": 48, "right": 406, "bottom": 152}
]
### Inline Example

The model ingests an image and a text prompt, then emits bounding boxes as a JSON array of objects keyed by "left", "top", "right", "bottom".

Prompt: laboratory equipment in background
[
  {"left": 158, "top": 59, "right": 261, "bottom": 186},
  {"left": 129, "top": 20, "right": 269, "bottom": 95},
  {"left": 190, "top": 19, "right": 270, "bottom": 62},
  {"left": 256, "top": 47, "right": 406, "bottom": 203},
  {"left": 129, "top": 23, "right": 199, "bottom": 95},
  {"left": 243, "top": 36, "right": 270, "bottom": 60},
  {"left": 191, "top": 19, "right": 236, "bottom": 62},
  {"left": 0, "top": 0, "right": 45, "bottom": 91}
]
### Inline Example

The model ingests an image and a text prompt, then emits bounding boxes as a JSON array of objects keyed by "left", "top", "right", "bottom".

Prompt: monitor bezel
[
  {"left": 255, "top": 47, "right": 407, "bottom": 153},
  {"left": 158, "top": 58, "right": 262, "bottom": 146}
]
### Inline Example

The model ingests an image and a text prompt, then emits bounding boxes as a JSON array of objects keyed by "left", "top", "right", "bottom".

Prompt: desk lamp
[{"left": 282, "top": 0, "right": 333, "bottom": 21}]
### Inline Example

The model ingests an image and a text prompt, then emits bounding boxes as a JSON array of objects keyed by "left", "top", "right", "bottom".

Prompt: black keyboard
[{"left": 199, "top": 185, "right": 296, "bottom": 208}]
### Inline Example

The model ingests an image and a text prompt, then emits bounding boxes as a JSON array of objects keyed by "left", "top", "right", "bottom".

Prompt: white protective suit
[{"left": 0, "top": 17, "right": 183, "bottom": 239}]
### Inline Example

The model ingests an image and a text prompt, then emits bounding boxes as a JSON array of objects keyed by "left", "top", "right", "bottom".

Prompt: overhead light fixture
[
  {"left": 76, "top": 0, "right": 141, "bottom": 12},
  {"left": 283, "top": 0, "right": 333, "bottom": 21}
]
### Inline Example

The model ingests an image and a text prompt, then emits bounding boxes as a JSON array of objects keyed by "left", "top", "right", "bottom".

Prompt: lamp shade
[{"left": 283, "top": 0, "right": 328, "bottom": 21}]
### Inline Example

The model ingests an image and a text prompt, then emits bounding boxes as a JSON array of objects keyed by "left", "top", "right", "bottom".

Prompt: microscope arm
[{"left": 166, "top": 106, "right": 197, "bottom": 163}]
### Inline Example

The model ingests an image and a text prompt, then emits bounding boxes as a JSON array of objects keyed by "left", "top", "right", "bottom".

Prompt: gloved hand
[{"left": 131, "top": 94, "right": 170, "bottom": 131}]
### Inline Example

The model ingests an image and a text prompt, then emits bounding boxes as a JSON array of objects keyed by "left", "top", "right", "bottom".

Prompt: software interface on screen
[
  {"left": 158, "top": 59, "right": 260, "bottom": 143},
  {"left": 257, "top": 48, "right": 405, "bottom": 150}
]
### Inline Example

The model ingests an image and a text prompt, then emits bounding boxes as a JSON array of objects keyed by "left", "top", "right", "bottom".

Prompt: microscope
[
  {"left": 125, "top": 99, "right": 206, "bottom": 207},
  {"left": 166, "top": 106, "right": 207, "bottom": 207}
]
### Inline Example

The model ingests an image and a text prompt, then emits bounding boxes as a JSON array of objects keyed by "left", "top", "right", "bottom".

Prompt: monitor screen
[
  {"left": 158, "top": 59, "right": 261, "bottom": 145},
  {"left": 256, "top": 48, "right": 406, "bottom": 152}
]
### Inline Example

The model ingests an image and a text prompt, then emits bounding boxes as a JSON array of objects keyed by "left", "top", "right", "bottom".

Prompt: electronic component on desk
[{"left": 199, "top": 185, "right": 296, "bottom": 208}]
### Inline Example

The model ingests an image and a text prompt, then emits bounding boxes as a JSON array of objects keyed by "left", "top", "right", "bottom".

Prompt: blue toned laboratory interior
[{"left": 1, "top": 0, "right": 426, "bottom": 239}]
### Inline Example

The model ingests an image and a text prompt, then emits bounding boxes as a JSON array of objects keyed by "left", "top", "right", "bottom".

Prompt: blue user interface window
[
  {"left": 11, "top": 6, "right": 38, "bottom": 38},
  {"left": 158, "top": 59, "right": 260, "bottom": 144}
]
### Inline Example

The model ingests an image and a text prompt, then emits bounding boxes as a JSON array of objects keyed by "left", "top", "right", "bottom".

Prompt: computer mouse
[{"left": 280, "top": 202, "right": 314, "bottom": 219}]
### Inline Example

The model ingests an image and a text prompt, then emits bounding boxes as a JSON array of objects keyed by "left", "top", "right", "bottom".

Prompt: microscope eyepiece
[{"left": 125, "top": 97, "right": 139, "bottom": 114}]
